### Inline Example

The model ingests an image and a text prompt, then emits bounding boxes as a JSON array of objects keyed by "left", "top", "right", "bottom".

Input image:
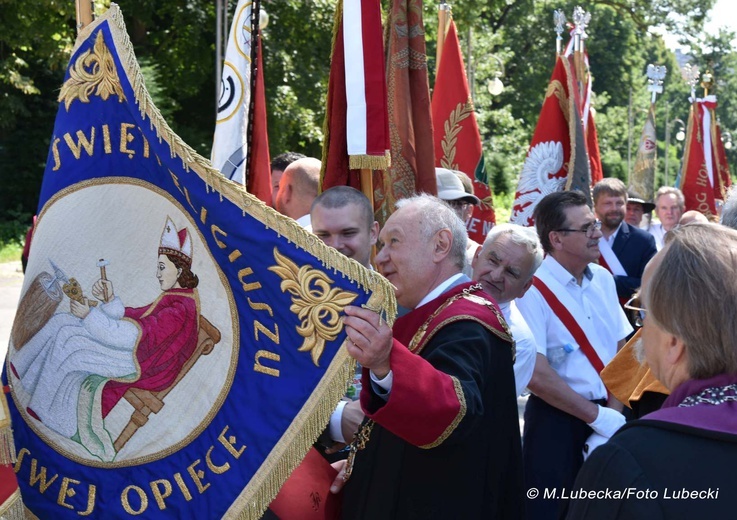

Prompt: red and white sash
[{"left": 532, "top": 276, "right": 606, "bottom": 375}]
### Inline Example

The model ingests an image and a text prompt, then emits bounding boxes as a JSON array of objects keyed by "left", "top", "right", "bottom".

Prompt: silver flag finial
[
  {"left": 554, "top": 10, "right": 566, "bottom": 54},
  {"left": 572, "top": 6, "right": 591, "bottom": 40},
  {"left": 646, "top": 64, "right": 667, "bottom": 102},
  {"left": 682, "top": 63, "right": 700, "bottom": 97}
]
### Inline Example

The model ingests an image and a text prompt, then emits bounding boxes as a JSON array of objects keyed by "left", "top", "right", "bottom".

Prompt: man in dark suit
[{"left": 593, "top": 178, "right": 657, "bottom": 303}]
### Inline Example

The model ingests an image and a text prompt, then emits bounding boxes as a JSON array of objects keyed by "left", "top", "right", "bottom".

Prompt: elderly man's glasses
[
  {"left": 624, "top": 294, "right": 646, "bottom": 327},
  {"left": 555, "top": 219, "right": 602, "bottom": 238}
]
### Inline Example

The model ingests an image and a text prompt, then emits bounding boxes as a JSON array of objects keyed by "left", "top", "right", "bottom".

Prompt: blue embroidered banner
[{"left": 3, "top": 6, "right": 395, "bottom": 519}]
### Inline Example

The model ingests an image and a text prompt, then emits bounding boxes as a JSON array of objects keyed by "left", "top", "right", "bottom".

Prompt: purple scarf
[{"left": 643, "top": 373, "right": 737, "bottom": 435}]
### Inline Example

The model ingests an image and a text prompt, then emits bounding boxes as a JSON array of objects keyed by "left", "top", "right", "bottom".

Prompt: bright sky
[
  {"left": 705, "top": 0, "right": 737, "bottom": 37},
  {"left": 662, "top": 0, "right": 737, "bottom": 50}
]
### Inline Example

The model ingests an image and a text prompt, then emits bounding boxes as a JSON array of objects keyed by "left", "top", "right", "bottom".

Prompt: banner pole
[
  {"left": 75, "top": 0, "right": 94, "bottom": 33},
  {"left": 436, "top": 2, "right": 450, "bottom": 71},
  {"left": 360, "top": 168, "right": 377, "bottom": 263}
]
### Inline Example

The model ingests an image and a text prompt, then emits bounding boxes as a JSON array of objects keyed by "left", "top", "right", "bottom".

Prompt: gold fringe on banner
[
  {"left": 0, "top": 428, "right": 16, "bottom": 465},
  {"left": 348, "top": 150, "right": 391, "bottom": 171},
  {"left": 228, "top": 353, "right": 356, "bottom": 519},
  {"left": 0, "top": 490, "right": 25, "bottom": 520},
  {"left": 0, "top": 391, "right": 17, "bottom": 465},
  {"left": 54, "top": 6, "right": 398, "bottom": 519}
]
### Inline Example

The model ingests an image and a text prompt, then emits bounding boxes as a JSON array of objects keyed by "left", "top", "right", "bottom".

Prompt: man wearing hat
[
  {"left": 625, "top": 191, "right": 655, "bottom": 228},
  {"left": 435, "top": 167, "right": 481, "bottom": 276}
]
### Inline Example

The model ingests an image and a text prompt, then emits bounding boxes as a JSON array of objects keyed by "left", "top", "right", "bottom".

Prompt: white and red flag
[
  {"left": 321, "top": 0, "right": 390, "bottom": 191},
  {"left": 680, "top": 95, "right": 725, "bottom": 218}
]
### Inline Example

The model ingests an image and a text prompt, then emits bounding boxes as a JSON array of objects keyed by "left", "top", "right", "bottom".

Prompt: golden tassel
[{"left": 348, "top": 150, "right": 391, "bottom": 171}]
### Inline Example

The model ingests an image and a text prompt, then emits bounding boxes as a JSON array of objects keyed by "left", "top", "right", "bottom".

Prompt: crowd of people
[{"left": 261, "top": 151, "right": 737, "bottom": 519}]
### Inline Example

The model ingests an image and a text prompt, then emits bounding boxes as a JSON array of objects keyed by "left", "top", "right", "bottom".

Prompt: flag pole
[
  {"left": 571, "top": 6, "right": 590, "bottom": 104},
  {"left": 436, "top": 2, "right": 451, "bottom": 71},
  {"left": 75, "top": 0, "right": 94, "bottom": 33},
  {"left": 553, "top": 10, "right": 566, "bottom": 57},
  {"left": 360, "top": 169, "right": 374, "bottom": 210}
]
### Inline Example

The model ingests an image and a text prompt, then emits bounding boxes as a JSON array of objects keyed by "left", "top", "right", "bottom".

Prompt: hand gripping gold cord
[{"left": 343, "top": 419, "right": 375, "bottom": 482}]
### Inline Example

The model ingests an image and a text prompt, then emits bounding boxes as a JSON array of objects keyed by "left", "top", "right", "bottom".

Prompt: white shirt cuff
[
  {"left": 370, "top": 370, "right": 393, "bottom": 400},
  {"left": 328, "top": 400, "right": 348, "bottom": 443}
]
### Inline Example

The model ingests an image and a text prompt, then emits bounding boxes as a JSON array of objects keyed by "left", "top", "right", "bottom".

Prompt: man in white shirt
[
  {"left": 471, "top": 223, "right": 543, "bottom": 396},
  {"left": 274, "top": 156, "right": 321, "bottom": 230},
  {"left": 648, "top": 186, "right": 685, "bottom": 249},
  {"left": 516, "top": 190, "right": 632, "bottom": 520}
]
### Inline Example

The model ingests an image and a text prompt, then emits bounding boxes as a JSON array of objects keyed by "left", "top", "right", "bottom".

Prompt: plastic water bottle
[{"left": 547, "top": 343, "right": 575, "bottom": 370}]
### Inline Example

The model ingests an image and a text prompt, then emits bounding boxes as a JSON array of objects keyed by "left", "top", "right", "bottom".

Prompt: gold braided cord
[{"left": 66, "top": 6, "right": 397, "bottom": 519}]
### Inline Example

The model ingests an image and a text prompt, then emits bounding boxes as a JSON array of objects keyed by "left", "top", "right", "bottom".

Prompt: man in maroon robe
[{"left": 331, "top": 195, "right": 524, "bottom": 519}]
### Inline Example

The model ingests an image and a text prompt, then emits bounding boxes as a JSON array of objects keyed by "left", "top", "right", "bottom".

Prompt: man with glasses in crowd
[
  {"left": 435, "top": 167, "right": 480, "bottom": 276},
  {"left": 516, "top": 191, "right": 632, "bottom": 520}
]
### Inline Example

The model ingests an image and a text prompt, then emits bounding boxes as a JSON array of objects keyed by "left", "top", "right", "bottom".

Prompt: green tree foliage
[{"left": 261, "top": 0, "right": 335, "bottom": 158}]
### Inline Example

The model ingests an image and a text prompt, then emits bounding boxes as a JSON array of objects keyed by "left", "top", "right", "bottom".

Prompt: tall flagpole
[
  {"left": 215, "top": 0, "right": 223, "bottom": 120},
  {"left": 436, "top": 2, "right": 451, "bottom": 71}
]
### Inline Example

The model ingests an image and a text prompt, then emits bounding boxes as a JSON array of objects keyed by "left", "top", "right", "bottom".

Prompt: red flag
[
  {"left": 580, "top": 62, "right": 603, "bottom": 186},
  {"left": 680, "top": 96, "right": 719, "bottom": 218},
  {"left": 431, "top": 20, "right": 495, "bottom": 243},
  {"left": 511, "top": 55, "right": 591, "bottom": 226},
  {"left": 373, "top": 0, "right": 436, "bottom": 225},
  {"left": 246, "top": 34, "right": 272, "bottom": 204},
  {"left": 269, "top": 448, "right": 341, "bottom": 520},
  {"left": 321, "top": 0, "right": 390, "bottom": 192},
  {"left": 715, "top": 123, "right": 732, "bottom": 203}
]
